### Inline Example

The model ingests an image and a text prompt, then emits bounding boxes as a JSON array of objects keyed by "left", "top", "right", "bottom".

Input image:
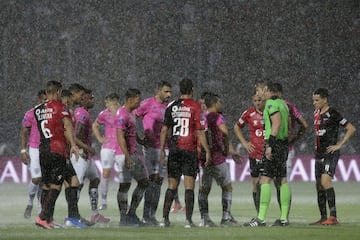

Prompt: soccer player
[
  {"left": 234, "top": 91, "right": 265, "bottom": 213},
  {"left": 20, "top": 89, "right": 47, "bottom": 219},
  {"left": 159, "top": 78, "right": 211, "bottom": 228},
  {"left": 115, "top": 88, "right": 148, "bottom": 226},
  {"left": 198, "top": 92, "right": 241, "bottom": 227},
  {"left": 72, "top": 89, "right": 110, "bottom": 223},
  {"left": 310, "top": 88, "right": 355, "bottom": 225},
  {"left": 135, "top": 81, "right": 172, "bottom": 225},
  {"left": 34, "top": 80, "right": 83, "bottom": 229},
  {"left": 93, "top": 93, "right": 121, "bottom": 211},
  {"left": 244, "top": 82, "right": 290, "bottom": 227}
]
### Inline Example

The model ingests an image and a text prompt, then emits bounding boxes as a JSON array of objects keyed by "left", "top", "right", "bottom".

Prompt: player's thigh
[
  {"left": 29, "top": 147, "right": 41, "bottom": 179},
  {"left": 133, "top": 155, "right": 148, "bottom": 182},
  {"left": 114, "top": 154, "right": 131, "bottom": 183},
  {"left": 70, "top": 155, "right": 88, "bottom": 184},
  {"left": 101, "top": 148, "right": 116, "bottom": 169},
  {"left": 213, "top": 162, "right": 232, "bottom": 187},
  {"left": 181, "top": 150, "right": 198, "bottom": 179},
  {"left": 85, "top": 160, "right": 99, "bottom": 181}
]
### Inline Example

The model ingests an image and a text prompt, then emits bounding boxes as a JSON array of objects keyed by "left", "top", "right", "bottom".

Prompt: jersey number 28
[{"left": 173, "top": 117, "right": 189, "bottom": 137}]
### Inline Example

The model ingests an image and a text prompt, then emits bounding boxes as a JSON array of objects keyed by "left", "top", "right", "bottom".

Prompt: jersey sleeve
[
  {"left": 22, "top": 110, "right": 33, "bottom": 128},
  {"left": 287, "top": 101, "right": 302, "bottom": 119},
  {"left": 216, "top": 113, "right": 226, "bottom": 126},
  {"left": 134, "top": 99, "right": 148, "bottom": 118},
  {"left": 332, "top": 109, "right": 348, "bottom": 127},
  {"left": 75, "top": 108, "right": 89, "bottom": 124},
  {"left": 266, "top": 99, "right": 279, "bottom": 116},
  {"left": 115, "top": 113, "right": 127, "bottom": 131},
  {"left": 236, "top": 109, "right": 249, "bottom": 128},
  {"left": 96, "top": 110, "right": 106, "bottom": 124}
]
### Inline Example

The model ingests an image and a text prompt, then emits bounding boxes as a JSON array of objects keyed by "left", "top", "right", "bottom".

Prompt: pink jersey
[
  {"left": 115, "top": 106, "right": 137, "bottom": 155},
  {"left": 135, "top": 97, "right": 167, "bottom": 149},
  {"left": 286, "top": 100, "right": 303, "bottom": 149},
  {"left": 95, "top": 108, "right": 118, "bottom": 150},
  {"left": 207, "top": 112, "right": 227, "bottom": 165},
  {"left": 22, "top": 108, "right": 40, "bottom": 148},
  {"left": 236, "top": 107, "right": 264, "bottom": 160},
  {"left": 74, "top": 107, "right": 92, "bottom": 146}
]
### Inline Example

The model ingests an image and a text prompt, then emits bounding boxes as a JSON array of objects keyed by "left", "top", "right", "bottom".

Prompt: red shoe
[
  {"left": 321, "top": 216, "right": 339, "bottom": 225},
  {"left": 170, "top": 202, "right": 182, "bottom": 213},
  {"left": 91, "top": 213, "right": 110, "bottom": 223},
  {"left": 309, "top": 218, "right": 326, "bottom": 225},
  {"left": 35, "top": 216, "right": 53, "bottom": 229},
  {"left": 48, "top": 220, "right": 63, "bottom": 228}
]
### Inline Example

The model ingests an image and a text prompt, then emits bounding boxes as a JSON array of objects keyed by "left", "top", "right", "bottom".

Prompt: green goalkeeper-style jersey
[{"left": 263, "top": 96, "right": 289, "bottom": 140}]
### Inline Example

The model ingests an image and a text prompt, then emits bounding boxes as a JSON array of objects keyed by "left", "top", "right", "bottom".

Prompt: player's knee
[
  {"left": 103, "top": 169, "right": 111, "bottom": 178},
  {"left": 119, "top": 183, "right": 131, "bottom": 192},
  {"left": 222, "top": 183, "right": 232, "bottom": 192},
  {"left": 199, "top": 186, "right": 211, "bottom": 195},
  {"left": 32, "top": 177, "right": 41, "bottom": 185},
  {"left": 89, "top": 178, "right": 100, "bottom": 188},
  {"left": 150, "top": 174, "right": 163, "bottom": 185}
]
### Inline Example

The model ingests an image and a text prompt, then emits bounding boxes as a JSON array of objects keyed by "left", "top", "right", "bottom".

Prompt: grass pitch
[{"left": 0, "top": 181, "right": 359, "bottom": 240}]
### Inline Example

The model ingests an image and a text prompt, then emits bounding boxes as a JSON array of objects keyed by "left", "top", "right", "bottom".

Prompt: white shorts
[
  {"left": 29, "top": 147, "right": 41, "bottom": 178},
  {"left": 142, "top": 147, "right": 168, "bottom": 177},
  {"left": 70, "top": 155, "right": 99, "bottom": 184},
  {"left": 101, "top": 148, "right": 116, "bottom": 169},
  {"left": 115, "top": 154, "right": 148, "bottom": 183}
]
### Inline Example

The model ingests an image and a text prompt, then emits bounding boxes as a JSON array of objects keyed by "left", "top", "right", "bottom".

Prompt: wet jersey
[
  {"left": 207, "top": 112, "right": 227, "bottom": 165},
  {"left": 264, "top": 97, "right": 289, "bottom": 140},
  {"left": 22, "top": 108, "right": 40, "bottom": 148},
  {"left": 95, "top": 108, "right": 118, "bottom": 150},
  {"left": 236, "top": 107, "right": 264, "bottom": 159},
  {"left": 34, "top": 100, "right": 71, "bottom": 157},
  {"left": 164, "top": 98, "right": 204, "bottom": 152},
  {"left": 74, "top": 106, "right": 92, "bottom": 147},
  {"left": 286, "top": 100, "right": 303, "bottom": 149},
  {"left": 115, "top": 106, "right": 137, "bottom": 155},
  {"left": 314, "top": 107, "right": 348, "bottom": 158},
  {"left": 135, "top": 97, "right": 167, "bottom": 149}
]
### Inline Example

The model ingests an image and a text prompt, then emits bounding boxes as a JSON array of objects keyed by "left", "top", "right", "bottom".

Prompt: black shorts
[
  {"left": 63, "top": 159, "right": 78, "bottom": 184},
  {"left": 167, "top": 149, "right": 198, "bottom": 179},
  {"left": 40, "top": 152, "right": 66, "bottom": 186},
  {"left": 249, "top": 158, "right": 264, "bottom": 178},
  {"left": 315, "top": 152, "right": 340, "bottom": 178},
  {"left": 261, "top": 140, "right": 289, "bottom": 179}
]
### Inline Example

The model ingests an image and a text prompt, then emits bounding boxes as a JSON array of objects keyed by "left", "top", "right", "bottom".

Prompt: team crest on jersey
[
  {"left": 268, "top": 104, "right": 273, "bottom": 109},
  {"left": 118, "top": 117, "right": 125, "bottom": 124},
  {"left": 80, "top": 115, "right": 86, "bottom": 121}
]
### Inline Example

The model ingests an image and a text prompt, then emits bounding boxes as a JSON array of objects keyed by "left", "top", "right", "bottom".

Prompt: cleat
[
  {"left": 170, "top": 202, "right": 182, "bottom": 213},
  {"left": 64, "top": 217, "right": 88, "bottom": 228},
  {"left": 244, "top": 217, "right": 266, "bottom": 227},
  {"left": 159, "top": 218, "right": 170, "bottom": 228},
  {"left": 125, "top": 213, "right": 143, "bottom": 227},
  {"left": 91, "top": 213, "right": 110, "bottom": 223},
  {"left": 35, "top": 216, "right": 53, "bottom": 229},
  {"left": 80, "top": 217, "right": 95, "bottom": 226},
  {"left": 119, "top": 215, "right": 128, "bottom": 226},
  {"left": 199, "top": 217, "right": 217, "bottom": 227},
  {"left": 184, "top": 219, "right": 196, "bottom": 228},
  {"left": 24, "top": 205, "right": 33, "bottom": 219},
  {"left": 321, "top": 216, "right": 339, "bottom": 225},
  {"left": 99, "top": 204, "right": 107, "bottom": 210},
  {"left": 309, "top": 218, "right": 327, "bottom": 225},
  {"left": 220, "top": 216, "right": 238, "bottom": 227},
  {"left": 271, "top": 219, "right": 289, "bottom": 227},
  {"left": 142, "top": 216, "right": 159, "bottom": 226},
  {"left": 48, "top": 221, "right": 63, "bottom": 229}
]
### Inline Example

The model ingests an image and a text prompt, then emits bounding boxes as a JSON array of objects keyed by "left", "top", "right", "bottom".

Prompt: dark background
[{"left": 0, "top": 0, "right": 358, "bottom": 156}]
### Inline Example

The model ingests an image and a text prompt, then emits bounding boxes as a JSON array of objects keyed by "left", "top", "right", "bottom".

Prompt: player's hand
[
  {"left": 327, "top": 144, "right": 341, "bottom": 154},
  {"left": 20, "top": 151, "right": 30, "bottom": 165},
  {"left": 230, "top": 151, "right": 242, "bottom": 164},
  {"left": 88, "top": 147, "right": 96, "bottom": 155},
  {"left": 71, "top": 145, "right": 79, "bottom": 160},
  {"left": 160, "top": 150, "right": 167, "bottom": 166},
  {"left": 204, "top": 150, "right": 212, "bottom": 167},
  {"left": 265, "top": 146, "right": 272, "bottom": 160},
  {"left": 125, "top": 155, "right": 133, "bottom": 169},
  {"left": 98, "top": 136, "right": 108, "bottom": 144},
  {"left": 244, "top": 142, "right": 255, "bottom": 154}
]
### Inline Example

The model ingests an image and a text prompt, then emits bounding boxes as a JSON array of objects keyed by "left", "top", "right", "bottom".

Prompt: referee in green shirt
[{"left": 245, "top": 82, "right": 291, "bottom": 227}]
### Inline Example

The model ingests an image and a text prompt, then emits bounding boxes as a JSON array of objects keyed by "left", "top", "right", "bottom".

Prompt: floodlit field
[{"left": 0, "top": 181, "right": 359, "bottom": 240}]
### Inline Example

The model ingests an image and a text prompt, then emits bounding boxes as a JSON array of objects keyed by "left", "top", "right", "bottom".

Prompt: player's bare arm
[
  {"left": 20, "top": 126, "right": 30, "bottom": 165},
  {"left": 63, "top": 117, "right": 79, "bottom": 160},
  {"left": 92, "top": 120, "right": 106, "bottom": 144},
  {"left": 234, "top": 124, "right": 254, "bottom": 153},
  {"left": 117, "top": 128, "right": 133, "bottom": 169},
  {"left": 327, "top": 122, "right": 356, "bottom": 153},
  {"left": 159, "top": 125, "right": 169, "bottom": 166},
  {"left": 197, "top": 129, "right": 211, "bottom": 167}
]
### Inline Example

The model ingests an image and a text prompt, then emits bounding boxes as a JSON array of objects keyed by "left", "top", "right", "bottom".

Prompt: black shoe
[
  {"left": 142, "top": 216, "right": 159, "bottom": 226},
  {"left": 159, "top": 218, "right": 171, "bottom": 227},
  {"left": 220, "top": 216, "right": 238, "bottom": 227},
  {"left": 184, "top": 219, "right": 196, "bottom": 228},
  {"left": 80, "top": 217, "right": 95, "bottom": 226},
  {"left": 271, "top": 219, "right": 289, "bottom": 227},
  {"left": 126, "top": 213, "right": 143, "bottom": 227},
  {"left": 244, "top": 217, "right": 266, "bottom": 227}
]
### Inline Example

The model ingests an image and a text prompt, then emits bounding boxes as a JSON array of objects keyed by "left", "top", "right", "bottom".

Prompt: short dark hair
[
  {"left": 267, "top": 82, "right": 282, "bottom": 94},
  {"left": 200, "top": 91, "right": 212, "bottom": 100},
  {"left": 125, "top": 88, "right": 141, "bottom": 100},
  {"left": 204, "top": 91, "right": 219, "bottom": 108},
  {"left": 37, "top": 89, "right": 46, "bottom": 98},
  {"left": 46, "top": 81, "right": 62, "bottom": 94},
  {"left": 157, "top": 81, "right": 172, "bottom": 89},
  {"left": 68, "top": 83, "right": 86, "bottom": 93},
  {"left": 105, "top": 92, "right": 120, "bottom": 101},
  {"left": 84, "top": 88, "right": 92, "bottom": 95},
  {"left": 61, "top": 89, "right": 72, "bottom": 98},
  {"left": 313, "top": 88, "right": 329, "bottom": 98},
  {"left": 179, "top": 78, "right": 193, "bottom": 95}
]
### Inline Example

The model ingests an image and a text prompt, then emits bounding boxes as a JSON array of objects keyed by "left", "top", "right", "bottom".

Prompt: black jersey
[{"left": 314, "top": 107, "right": 348, "bottom": 158}]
